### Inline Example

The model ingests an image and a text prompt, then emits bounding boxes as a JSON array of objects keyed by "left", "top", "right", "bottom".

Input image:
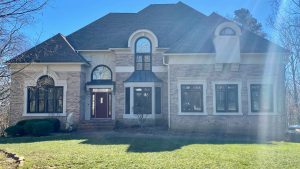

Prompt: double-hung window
[
  {"left": 180, "top": 84, "right": 204, "bottom": 113},
  {"left": 250, "top": 84, "right": 273, "bottom": 113},
  {"left": 215, "top": 84, "right": 239, "bottom": 113}
]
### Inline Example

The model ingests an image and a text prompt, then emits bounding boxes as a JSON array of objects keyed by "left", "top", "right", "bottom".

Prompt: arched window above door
[{"left": 91, "top": 65, "right": 112, "bottom": 81}]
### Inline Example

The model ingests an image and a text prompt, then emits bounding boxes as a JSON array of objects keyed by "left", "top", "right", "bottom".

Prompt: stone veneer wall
[
  {"left": 114, "top": 52, "right": 168, "bottom": 125},
  {"left": 169, "top": 64, "right": 286, "bottom": 138},
  {"left": 9, "top": 69, "right": 84, "bottom": 128},
  {"left": 114, "top": 71, "right": 168, "bottom": 125}
]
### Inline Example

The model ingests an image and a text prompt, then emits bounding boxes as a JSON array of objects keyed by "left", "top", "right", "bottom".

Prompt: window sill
[
  {"left": 123, "top": 114, "right": 162, "bottom": 119},
  {"left": 23, "top": 113, "right": 66, "bottom": 117},
  {"left": 248, "top": 112, "right": 279, "bottom": 115},
  {"left": 213, "top": 112, "right": 243, "bottom": 115},
  {"left": 178, "top": 112, "right": 208, "bottom": 116}
]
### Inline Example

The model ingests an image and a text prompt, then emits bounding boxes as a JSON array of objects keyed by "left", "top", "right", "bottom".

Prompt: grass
[{"left": 0, "top": 131, "right": 299, "bottom": 169}]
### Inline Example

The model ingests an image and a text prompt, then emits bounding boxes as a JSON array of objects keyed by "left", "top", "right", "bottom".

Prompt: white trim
[
  {"left": 167, "top": 64, "right": 171, "bottom": 128},
  {"left": 177, "top": 79, "right": 207, "bottom": 115},
  {"left": 214, "top": 22, "right": 242, "bottom": 36},
  {"left": 115, "top": 66, "right": 167, "bottom": 73},
  {"left": 212, "top": 81, "right": 243, "bottom": 115},
  {"left": 86, "top": 85, "right": 114, "bottom": 91},
  {"left": 128, "top": 29, "right": 158, "bottom": 48},
  {"left": 247, "top": 80, "right": 278, "bottom": 115},
  {"left": 23, "top": 73, "right": 67, "bottom": 117}
]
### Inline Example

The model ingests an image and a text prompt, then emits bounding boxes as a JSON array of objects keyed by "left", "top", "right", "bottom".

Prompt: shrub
[
  {"left": 45, "top": 118, "right": 60, "bottom": 132},
  {"left": 23, "top": 121, "right": 35, "bottom": 135},
  {"left": 31, "top": 121, "right": 54, "bottom": 136},
  {"left": 10, "top": 118, "right": 60, "bottom": 137},
  {"left": 114, "top": 120, "right": 126, "bottom": 129},
  {"left": 16, "top": 118, "right": 60, "bottom": 132},
  {"left": 4, "top": 125, "right": 25, "bottom": 137}
]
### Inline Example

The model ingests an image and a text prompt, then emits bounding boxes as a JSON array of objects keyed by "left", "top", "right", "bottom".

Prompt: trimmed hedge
[
  {"left": 4, "top": 125, "right": 24, "bottom": 137},
  {"left": 31, "top": 121, "right": 54, "bottom": 136},
  {"left": 16, "top": 118, "right": 60, "bottom": 132},
  {"left": 5, "top": 118, "right": 60, "bottom": 137}
]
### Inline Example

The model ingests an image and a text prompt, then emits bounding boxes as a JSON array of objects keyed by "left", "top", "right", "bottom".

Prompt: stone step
[{"left": 77, "top": 119, "right": 115, "bottom": 130}]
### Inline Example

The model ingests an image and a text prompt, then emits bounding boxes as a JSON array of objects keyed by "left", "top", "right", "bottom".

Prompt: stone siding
[
  {"left": 169, "top": 64, "right": 286, "bottom": 138},
  {"left": 9, "top": 68, "right": 85, "bottom": 128}
]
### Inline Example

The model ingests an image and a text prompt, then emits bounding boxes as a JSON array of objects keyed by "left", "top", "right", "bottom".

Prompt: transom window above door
[
  {"left": 91, "top": 65, "right": 112, "bottom": 81},
  {"left": 135, "top": 37, "right": 152, "bottom": 71}
]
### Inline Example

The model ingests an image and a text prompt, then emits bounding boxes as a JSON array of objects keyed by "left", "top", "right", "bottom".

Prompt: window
[
  {"left": 135, "top": 37, "right": 152, "bottom": 71},
  {"left": 27, "top": 76, "right": 63, "bottom": 113},
  {"left": 181, "top": 85, "right": 203, "bottom": 112},
  {"left": 220, "top": 27, "right": 236, "bottom": 36},
  {"left": 250, "top": 84, "right": 273, "bottom": 112},
  {"left": 125, "top": 87, "right": 130, "bottom": 114},
  {"left": 133, "top": 87, "right": 152, "bottom": 114},
  {"left": 155, "top": 87, "right": 161, "bottom": 114},
  {"left": 92, "top": 65, "right": 112, "bottom": 81},
  {"left": 215, "top": 84, "right": 238, "bottom": 112}
]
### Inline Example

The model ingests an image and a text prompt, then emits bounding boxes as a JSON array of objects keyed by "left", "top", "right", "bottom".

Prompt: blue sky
[{"left": 25, "top": 0, "right": 273, "bottom": 44}]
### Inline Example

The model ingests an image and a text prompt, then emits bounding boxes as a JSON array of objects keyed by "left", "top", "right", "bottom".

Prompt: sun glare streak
[{"left": 257, "top": 0, "right": 288, "bottom": 142}]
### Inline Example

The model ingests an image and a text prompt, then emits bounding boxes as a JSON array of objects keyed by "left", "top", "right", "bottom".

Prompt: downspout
[{"left": 163, "top": 55, "right": 171, "bottom": 129}]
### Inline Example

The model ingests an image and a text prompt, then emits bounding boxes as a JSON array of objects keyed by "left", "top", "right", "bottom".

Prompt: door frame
[{"left": 90, "top": 89, "right": 112, "bottom": 119}]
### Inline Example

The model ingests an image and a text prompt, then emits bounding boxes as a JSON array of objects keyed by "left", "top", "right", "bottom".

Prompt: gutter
[{"left": 163, "top": 55, "right": 171, "bottom": 129}]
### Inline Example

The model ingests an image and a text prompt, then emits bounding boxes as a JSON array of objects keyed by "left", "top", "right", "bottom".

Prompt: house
[{"left": 8, "top": 2, "right": 287, "bottom": 137}]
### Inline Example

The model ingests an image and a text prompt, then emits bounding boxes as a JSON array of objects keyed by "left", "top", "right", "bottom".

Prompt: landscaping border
[{"left": 0, "top": 149, "right": 24, "bottom": 167}]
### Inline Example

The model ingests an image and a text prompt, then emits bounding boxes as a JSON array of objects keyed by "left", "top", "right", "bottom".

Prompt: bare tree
[
  {"left": 269, "top": 0, "right": 300, "bottom": 124},
  {"left": 0, "top": 0, "right": 48, "bottom": 135}
]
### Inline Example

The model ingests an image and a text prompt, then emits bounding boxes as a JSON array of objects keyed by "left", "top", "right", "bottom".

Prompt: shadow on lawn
[{"left": 0, "top": 132, "right": 273, "bottom": 153}]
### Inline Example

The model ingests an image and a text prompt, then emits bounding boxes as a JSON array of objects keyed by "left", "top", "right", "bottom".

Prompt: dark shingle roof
[
  {"left": 66, "top": 2, "right": 286, "bottom": 53},
  {"left": 67, "top": 2, "right": 206, "bottom": 50},
  {"left": 9, "top": 2, "right": 287, "bottom": 64},
  {"left": 124, "top": 71, "right": 162, "bottom": 83},
  {"left": 7, "top": 33, "right": 88, "bottom": 63}
]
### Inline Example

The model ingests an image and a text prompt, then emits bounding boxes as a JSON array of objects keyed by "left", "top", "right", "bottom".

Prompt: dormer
[{"left": 213, "top": 22, "right": 241, "bottom": 64}]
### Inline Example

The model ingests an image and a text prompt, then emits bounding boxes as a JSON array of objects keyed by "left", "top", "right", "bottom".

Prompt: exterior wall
[
  {"left": 79, "top": 49, "right": 168, "bottom": 124},
  {"left": 9, "top": 64, "right": 85, "bottom": 128},
  {"left": 168, "top": 62, "right": 286, "bottom": 138},
  {"left": 114, "top": 51, "right": 168, "bottom": 125}
]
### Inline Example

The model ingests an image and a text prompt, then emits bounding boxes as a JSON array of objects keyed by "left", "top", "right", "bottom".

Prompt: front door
[{"left": 91, "top": 91, "right": 112, "bottom": 118}]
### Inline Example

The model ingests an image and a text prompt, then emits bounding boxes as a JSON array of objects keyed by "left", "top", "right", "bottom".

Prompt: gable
[{"left": 7, "top": 34, "right": 88, "bottom": 63}]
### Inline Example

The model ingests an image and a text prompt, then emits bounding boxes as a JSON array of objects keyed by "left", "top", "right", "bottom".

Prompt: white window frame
[
  {"left": 177, "top": 79, "right": 207, "bottom": 115},
  {"left": 123, "top": 82, "right": 162, "bottom": 119},
  {"left": 212, "top": 81, "right": 242, "bottom": 115},
  {"left": 23, "top": 73, "right": 67, "bottom": 117},
  {"left": 247, "top": 80, "right": 277, "bottom": 115}
]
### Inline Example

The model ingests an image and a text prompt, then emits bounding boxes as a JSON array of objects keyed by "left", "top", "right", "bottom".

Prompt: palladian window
[
  {"left": 27, "top": 75, "right": 63, "bottom": 113},
  {"left": 135, "top": 37, "right": 152, "bottom": 71}
]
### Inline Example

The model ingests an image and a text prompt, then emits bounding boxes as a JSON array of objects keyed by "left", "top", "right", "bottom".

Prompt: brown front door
[{"left": 91, "top": 92, "right": 112, "bottom": 118}]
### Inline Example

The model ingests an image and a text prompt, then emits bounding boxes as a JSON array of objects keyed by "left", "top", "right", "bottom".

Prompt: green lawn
[{"left": 0, "top": 131, "right": 299, "bottom": 169}]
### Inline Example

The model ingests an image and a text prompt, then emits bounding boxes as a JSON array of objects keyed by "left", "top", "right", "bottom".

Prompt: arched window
[
  {"left": 27, "top": 75, "right": 63, "bottom": 113},
  {"left": 220, "top": 27, "right": 236, "bottom": 36},
  {"left": 91, "top": 65, "right": 112, "bottom": 81},
  {"left": 135, "top": 37, "right": 152, "bottom": 71}
]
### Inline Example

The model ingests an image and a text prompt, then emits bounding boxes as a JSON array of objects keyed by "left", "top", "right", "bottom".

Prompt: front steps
[{"left": 77, "top": 119, "right": 115, "bottom": 130}]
